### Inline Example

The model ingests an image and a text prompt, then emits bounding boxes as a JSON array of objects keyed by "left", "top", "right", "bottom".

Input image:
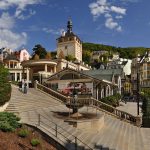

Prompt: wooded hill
[{"left": 82, "top": 42, "right": 149, "bottom": 64}]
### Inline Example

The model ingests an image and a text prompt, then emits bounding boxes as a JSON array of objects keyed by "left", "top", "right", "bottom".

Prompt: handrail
[
  {"left": 73, "top": 97, "right": 137, "bottom": 125},
  {"left": 38, "top": 114, "right": 93, "bottom": 150},
  {"left": 37, "top": 83, "right": 69, "bottom": 103},
  {"left": 36, "top": 83, "right": 141, "bottom": 127}
]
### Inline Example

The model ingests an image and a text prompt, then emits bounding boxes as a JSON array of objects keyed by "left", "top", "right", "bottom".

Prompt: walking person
[{"left": 24, "top": 80, "right": 27, "bottom": 94}]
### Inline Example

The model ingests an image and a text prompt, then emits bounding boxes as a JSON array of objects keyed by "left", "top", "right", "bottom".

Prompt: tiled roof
[
  {"left": 4, "top": 54, "right": 19, "bottom": 61},
  {"left": 83, "top": 68, "right": 123, "bottom": 82}
]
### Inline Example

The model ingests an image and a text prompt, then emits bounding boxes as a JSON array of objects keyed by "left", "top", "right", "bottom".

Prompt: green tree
[
  {"left": 51, "top": 51, "right": 57, "bottom": 59},
  {"left": 32, "top": 44, "right": 47, "bottom": 59},
  {"left": 65, "top": 55, "right": 76, "bottom": 61},
  {"left": 82, "top": 50, "right": 91, "bottom": 64},
  {"left": 0, "top": 64, "right": 11, "bottom": 106}
]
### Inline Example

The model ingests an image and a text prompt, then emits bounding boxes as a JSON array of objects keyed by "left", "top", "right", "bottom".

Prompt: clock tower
[{"left": 57, "top": 19, "right": 82, "bottom": 62}]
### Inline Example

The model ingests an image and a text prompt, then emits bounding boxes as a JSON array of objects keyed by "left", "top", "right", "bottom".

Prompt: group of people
[{"left": 19, "top": 79, "right": 28, "bottom": 94}]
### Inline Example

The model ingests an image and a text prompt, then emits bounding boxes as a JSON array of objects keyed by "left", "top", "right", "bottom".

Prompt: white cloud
[
  {"left": 89, "top": 0, "right": 109, "bottom": 18},
  {"left": 0, "top": 0, "right": 41, "bottom": 20},
  {"left": 0, "top": 29, "right": 27, "bottom": 50},
  {"left": 120, "top": 0, "right": 140, "bottom": 3},
  {"left": 0, "top": 12, "right": 27, "bottom": 50},
  {"left": 15, "top": 9, "right": 36, "bottom": 20},
  {"left": 105, "top": 17, "right": 118, "bottom": 29},
  {"left": 111, "top": 6, "right": 126, "bottom": 15},
  {"left": 0, "top": 0, "right": 42, "bottom": 49},
  {"left": 0, "top": 0, "right": 42, "bottom": 10},
  {"left": 43, "top": 27, "right": 64, "bottom": 35},
  {"left": 116, "top": 15, "right": 123, "bottom": 19},
  {"left": 89, "top": 0, "right": 126, "bottom": 32},
  {"left": 0, "top": 12, "right": 14, "bottom": 29},
  {"left": 105, "top": 13, "right": 111, "bottom": 18}
]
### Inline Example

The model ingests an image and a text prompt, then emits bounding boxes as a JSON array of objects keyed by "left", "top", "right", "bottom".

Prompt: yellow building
[{"left": 140, "top": 60, "right": 150, "bottom": 88}]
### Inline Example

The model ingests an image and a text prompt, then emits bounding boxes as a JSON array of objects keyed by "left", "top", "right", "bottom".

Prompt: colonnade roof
[{"left": 21, "top": 59, "right": 57, "bottom": 67}]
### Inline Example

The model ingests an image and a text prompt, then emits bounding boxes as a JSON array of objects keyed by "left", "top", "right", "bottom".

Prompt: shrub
[
  {"left": 101, "top": 93, "right": 121, "bottom": 107},
  {"left": 0, "top": 65, "right": 11, "bottom": 106},
  {"left": 142, "top": 93, "right": 150, "bottom": 127},
  {"left": 18, "top": 129, "right": 29, "bottom": 137},
  {"left": 0, "top": 112, "right": 21, "bottom": 132},
  {"left": 11, "top": 81, "right": 19, "bottom": 86},
  {"left": 0, "top": 121, "right": 14, "bottom": 132},
  {"left": 31, "top": 138, "right": 40, "bottom": 146}
]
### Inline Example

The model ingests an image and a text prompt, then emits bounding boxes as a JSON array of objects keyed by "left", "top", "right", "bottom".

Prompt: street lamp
[
  {"left": 72, "top": 89, "right": 78, "bottom": 114},
  {"left": 137, "top": 56, "right": 140, "bottom": 116}
]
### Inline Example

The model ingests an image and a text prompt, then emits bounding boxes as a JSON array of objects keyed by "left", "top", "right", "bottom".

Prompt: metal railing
[
  {"left": 38, "top": 114, "right": 93, "bottom": 150},
  {"left": 36, "top": 83, "right": 140, "bottom": 127}
]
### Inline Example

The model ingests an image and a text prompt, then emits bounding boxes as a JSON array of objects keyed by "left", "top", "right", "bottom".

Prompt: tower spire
[{"left": 67, "top": 18, "right": 72, "bottom": 33}]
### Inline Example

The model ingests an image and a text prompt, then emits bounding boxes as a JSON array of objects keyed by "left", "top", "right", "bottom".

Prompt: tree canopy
[
  {"left": 32, "top": 44, "right": 47, "bottom": 59},
  {"left": 83, "top": 42, "right": 148, "bottom": 60},
  {"left": 65, "top": 55, "right": 76, "bottom": 61}
]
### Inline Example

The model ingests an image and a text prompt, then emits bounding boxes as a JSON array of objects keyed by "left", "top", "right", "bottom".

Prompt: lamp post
[
  {"left": 72, "top": 89, "right": 78, "bottom": 114},
  {"left": 137, "top": 59, "right": 140, "bottom": 116}
]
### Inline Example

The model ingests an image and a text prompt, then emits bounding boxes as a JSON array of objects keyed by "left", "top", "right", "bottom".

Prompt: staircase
[{"left": 5, "top": 84, "right": 148, "bottom": 150}]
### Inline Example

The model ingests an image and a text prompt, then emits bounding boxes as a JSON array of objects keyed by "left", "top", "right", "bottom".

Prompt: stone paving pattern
[{"left": 5, "top": 85, "right": 150, "bottom": 150}]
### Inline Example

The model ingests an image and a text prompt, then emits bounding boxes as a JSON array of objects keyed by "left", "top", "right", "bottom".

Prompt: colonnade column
[
  {"left": 54, "top": 65, "right": 56, "bottom": 73},
  {"left": 15, "top": 72, "right": 17, "bottom": 81},
  {"left": 45, "top": 64, "right": 47, "bottom": 72},
  {"left": 96, "top": 88, "right": 99, "bottom": 100},
  {"left": 19, "top": 72, "right": 22, "bottom": 81},
  {"left": 44, "top": 64, "right": 48, "bottom": 78},
  {"left": 26, "top": 68, "right": 29, "bottom": 83}
]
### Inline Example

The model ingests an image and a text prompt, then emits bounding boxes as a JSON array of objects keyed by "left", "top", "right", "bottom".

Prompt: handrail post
[
  {"left": 75, "top": 137, "right": 77, "bottom": 150},
  {"left": 55, "top": 124, "right": 57, "bottom": 137},
  {"left": 38, "top": 114, "right": 40, "bottom": 126}
]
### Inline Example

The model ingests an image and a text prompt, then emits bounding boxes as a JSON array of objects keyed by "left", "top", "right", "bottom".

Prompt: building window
[
  {"left": 144, "top": 64, "right": 147, "bottom": 70},
  {"left": 144, "top": 72, "right": 147, "bottom": 78}
]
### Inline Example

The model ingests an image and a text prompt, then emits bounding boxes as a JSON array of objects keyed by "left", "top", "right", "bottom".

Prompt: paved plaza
[
  {"left": 4, "top": 85, "right": 150, "bottom": 150},
  {"left": 117, "top": 101, "right": 142, "bottom": 117}
]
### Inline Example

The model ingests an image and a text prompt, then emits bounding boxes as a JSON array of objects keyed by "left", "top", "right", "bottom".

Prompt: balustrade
[{"left": 36, "top": 82, "right": 141, "bottom": 127}]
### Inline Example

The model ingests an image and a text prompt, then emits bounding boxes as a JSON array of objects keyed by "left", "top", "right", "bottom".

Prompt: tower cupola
[{"left": 67, "top": 19, "right": 72, "bottom": 33}]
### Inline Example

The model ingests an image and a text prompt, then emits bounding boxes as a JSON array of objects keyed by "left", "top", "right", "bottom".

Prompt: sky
[{"left": 0, "top": 0, "right": 150, "bottom": 54}]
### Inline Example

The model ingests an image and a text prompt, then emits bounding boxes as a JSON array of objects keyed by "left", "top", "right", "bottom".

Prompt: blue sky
[{"left": 0, "top": 0, "right": 150, "bottom": 54}]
